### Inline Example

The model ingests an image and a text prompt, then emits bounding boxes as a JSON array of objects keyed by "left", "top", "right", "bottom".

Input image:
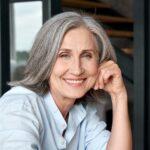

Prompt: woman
[{"left": 0, "top": 12, "right": 132, "bottom": 150}]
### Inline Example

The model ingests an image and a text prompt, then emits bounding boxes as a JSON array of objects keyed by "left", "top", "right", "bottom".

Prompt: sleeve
[
  {"left": 85, "top": 102, "right": 111, "bottom": 150},
  {"left": 0, "top": 95, "right": 42, "bottom": 150}
]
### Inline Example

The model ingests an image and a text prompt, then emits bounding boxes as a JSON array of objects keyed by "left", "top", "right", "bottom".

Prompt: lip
[{"left": 63, "top": 78, "right": 86, "bottom": 87}]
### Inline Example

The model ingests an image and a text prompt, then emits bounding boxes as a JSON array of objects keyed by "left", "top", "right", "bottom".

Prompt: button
[
  {"left": 61, "top": 139, "right": 65, "bottom": 145},
  {"left": 58, "top": 136, "right": 66, "bottom": 149},
  {"left": 59, "top": 137, "right": 66, "bottom": 146}
]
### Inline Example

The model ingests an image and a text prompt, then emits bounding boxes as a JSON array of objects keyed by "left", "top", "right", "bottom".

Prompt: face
[{"left": 49, "top": 27, "right": 99, "bottom": 100}]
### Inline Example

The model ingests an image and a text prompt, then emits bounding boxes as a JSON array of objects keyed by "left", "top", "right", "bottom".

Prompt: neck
[
  {"left": 57, "top": 99, "right": 75, "bottom": 119},
  {"left": 51, "top": 91, "right": 76, "bottom": 119}
]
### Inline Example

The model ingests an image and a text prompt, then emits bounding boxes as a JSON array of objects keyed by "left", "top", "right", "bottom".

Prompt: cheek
[
  {"left": 51, "top": 62, "right": 67, "bottom": 77},
  {"left": 85, "top": 63, "right": 98, "bottom": 89},
  {"left": 86, "top": 62, "right": 99, "bottom": 76},
  {"left": 49, "top": 64, "right": 65, "bottom": 87}
]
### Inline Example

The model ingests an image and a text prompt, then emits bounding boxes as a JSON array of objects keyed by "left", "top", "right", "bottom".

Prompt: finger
[
  {"left": 93, "top": 72, "right": 100, "bottom": 90},
  {"left": 100, "top": 60, "right": 115, "bottom": 69},
  {"left": 103, "top": 69, "right": 114, "bottom": 84},
  {"left": 97, "top": 64, "right": 112, "bottom": 89},
  {"left": 100, "top": 61, "right": 120, "bottom": 77},
  {"left": 93, "top": 80, "right": 99, "bottom": 90},
  {"left": 97, "top": 61, "right": 121, "bottom": 90},
  {"left": 93, "top": 70, "right": 104, "bottom": 90},
  {"left": 100, "top": 63, "right": 121, "bottom": 78},
  {"left": 98, "top": 70, "right": 104, "bottom": 89}
]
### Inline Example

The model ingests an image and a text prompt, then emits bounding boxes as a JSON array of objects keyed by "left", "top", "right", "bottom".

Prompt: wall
[{"left": 99, "top": 0, "right": 133, "bottom": 18}]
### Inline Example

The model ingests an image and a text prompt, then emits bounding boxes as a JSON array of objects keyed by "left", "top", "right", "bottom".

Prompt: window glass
[{"left": 10, "top": 1, "right": 42, "bottom": 81}]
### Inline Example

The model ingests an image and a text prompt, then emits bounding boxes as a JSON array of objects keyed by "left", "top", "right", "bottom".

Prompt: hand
[{"left": 93, "top": 60, "right": 127, "bottom": 99}]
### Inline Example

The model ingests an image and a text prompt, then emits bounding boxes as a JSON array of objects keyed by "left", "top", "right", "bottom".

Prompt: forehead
[{"left": 60, "top": 26, "right": 98, "bottom": 50}]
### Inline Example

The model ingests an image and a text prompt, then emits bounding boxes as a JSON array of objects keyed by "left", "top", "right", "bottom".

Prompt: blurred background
[{"left": 0, "top": 0, "right": 149, "bottom": 149}]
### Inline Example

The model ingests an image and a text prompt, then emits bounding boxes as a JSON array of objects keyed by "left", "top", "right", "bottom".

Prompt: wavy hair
[{"left": 9, "top": 12, "right": 116, "bottom": 97}]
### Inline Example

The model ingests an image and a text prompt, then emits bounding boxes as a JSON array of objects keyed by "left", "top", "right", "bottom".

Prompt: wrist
[{"left": 110, "top": 92, "right": 128, "bottom": 111}]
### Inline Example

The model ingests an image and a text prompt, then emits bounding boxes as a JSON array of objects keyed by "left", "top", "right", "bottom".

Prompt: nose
[{"left": 70, "top": 57, "right": 84, "bottom": 76}]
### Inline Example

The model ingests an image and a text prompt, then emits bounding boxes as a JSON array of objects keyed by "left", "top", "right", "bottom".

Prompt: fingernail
[
  {"left": 94, "top": 85, "right": 98, "bottom": 90},
  {"left": 99, "top": 84, "right": 102, "bottom": 89}
]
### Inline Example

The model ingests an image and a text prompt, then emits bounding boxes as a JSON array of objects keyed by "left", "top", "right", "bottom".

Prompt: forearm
[
  {"left": 95, "top": 60, "right": 132, "bottom": 149},
  {"left": 106, "top": 94, "right": 132, "bottom": 150}
]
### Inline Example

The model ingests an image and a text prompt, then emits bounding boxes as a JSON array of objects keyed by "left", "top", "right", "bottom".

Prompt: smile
[{"left": 64, "top": 79, "right": 86, "bottom": 86}]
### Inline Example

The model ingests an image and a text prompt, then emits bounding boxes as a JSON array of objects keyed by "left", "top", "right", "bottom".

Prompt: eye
[
  {"left": 82, "top": 52, "right": 92, "bottom": 59},
  {"left": 58, "top": 52, "right": 70, "bottom": 58}
]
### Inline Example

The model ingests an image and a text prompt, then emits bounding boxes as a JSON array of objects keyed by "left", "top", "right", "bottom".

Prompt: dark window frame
[
  {"left": 133, "top": 0, "right": 150, "bottom": 149},
  {"left": 0, "top": 0, "right": 10, "bottom": 94},
  {"left": 0, "top": 0, "right": 61, "bottom": 94}
]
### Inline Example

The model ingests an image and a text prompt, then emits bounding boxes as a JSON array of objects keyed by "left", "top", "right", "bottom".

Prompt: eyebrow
[{"left": 59, "top": 48, "right": 98, "bottom": 54}]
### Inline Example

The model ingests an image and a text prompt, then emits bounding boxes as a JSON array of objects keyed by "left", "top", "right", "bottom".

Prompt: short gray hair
[{"left": 10, "top": 11, "right": 116, "bottom": 95}]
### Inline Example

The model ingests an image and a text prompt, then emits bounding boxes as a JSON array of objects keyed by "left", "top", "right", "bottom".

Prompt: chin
[{"left": 65, "top": 92, "right": 86, "bottom": 99}]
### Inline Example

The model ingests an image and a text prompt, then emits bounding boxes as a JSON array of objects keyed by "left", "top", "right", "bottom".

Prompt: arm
[
  {"left": 94, "top": 60, "right": 132, "bottom": 150},
  {"left": 107, "top": 90, "right": 132, "bottom": 150}
]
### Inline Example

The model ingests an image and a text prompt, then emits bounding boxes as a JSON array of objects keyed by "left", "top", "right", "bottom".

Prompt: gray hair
[{"left": 10, "top": 11, "right": 116, "bottom": 95}]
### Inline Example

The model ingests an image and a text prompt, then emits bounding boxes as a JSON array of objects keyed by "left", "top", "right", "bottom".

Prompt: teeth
[{"left": 65, "top": 79, "right": 84, "bottom": 84}]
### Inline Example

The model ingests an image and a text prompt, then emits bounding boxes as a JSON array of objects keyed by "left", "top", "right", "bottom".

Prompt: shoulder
[
  {"left": 85, "top": 101, "right": 100, "bottom": 117},
  {"left": 83, "top": 102, "right": 110, "bottom": 141},
  {"left": 84, "top": 100, "right": 107, "bottom": 120},
  {"left": 83, "top": 101, "right": 108, "bottom": 129},
  {"left": 0, "top": 86, "right": 43, "bottom": 116},
  {"left": 0, "top": 87, "right": 45, "bottom": 145},
  {"left": 0, "top": 86, "right": 44, "bottom": 131}
]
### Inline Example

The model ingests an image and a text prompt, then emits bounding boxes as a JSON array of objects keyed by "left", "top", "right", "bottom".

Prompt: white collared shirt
[{"left": 0, "top": 86, "right": 110, "bottom": 150}]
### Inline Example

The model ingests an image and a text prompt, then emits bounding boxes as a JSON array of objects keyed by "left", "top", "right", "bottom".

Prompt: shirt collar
[
  {"left": 64, "top": 103, "right": 86, "bottom": 143},
  {"left": 69, "top": 103, "right": 86, "bottom": 128},
  {"left": 43, "top": 92, "right": 86, "bottom": 136},
  {"left": 43, "top": 92, "right": 67, "bottom": 135}
]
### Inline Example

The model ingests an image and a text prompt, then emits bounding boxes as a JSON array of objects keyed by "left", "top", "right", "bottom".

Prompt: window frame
[{"left": 0, "top": 0, "right": 61, "bottom": 94}]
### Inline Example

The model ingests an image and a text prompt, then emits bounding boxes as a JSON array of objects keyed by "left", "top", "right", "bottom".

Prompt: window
[{"left": 10, "top": 1, "right": 42, "bottom": 81}]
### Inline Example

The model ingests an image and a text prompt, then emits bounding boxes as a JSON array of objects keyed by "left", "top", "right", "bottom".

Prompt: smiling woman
[
  {"left": 0, "top": 12, "right": 132, "bottom": 150},
  {"left": 50, "top": 27, "right": 99, "bottom": 98}
]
